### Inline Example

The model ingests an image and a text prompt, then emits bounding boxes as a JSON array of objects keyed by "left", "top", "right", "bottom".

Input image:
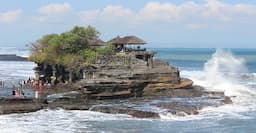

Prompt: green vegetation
[
  {"left": 96, "top": 43, "right": 115, "bottom": 55},
  {"left": 29, "top": 25, "right": 114, "bottom": 71}
]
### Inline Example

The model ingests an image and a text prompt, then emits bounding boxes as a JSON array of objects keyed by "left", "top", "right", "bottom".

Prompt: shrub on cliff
[
  {"left": 96, "top": 43, "right": 115, "bottom": 55},
  {"left": 29, "top": 34, "right": 63, "bottom": 64},
  {"left": 60, "top": 25, "right": 100, "bottom": 53},
  {"left": 29, "top": 25, "right": 101, "bottom": 66}
]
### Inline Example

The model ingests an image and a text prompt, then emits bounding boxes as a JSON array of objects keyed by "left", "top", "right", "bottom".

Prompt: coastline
[
  {"left": 0, "top": 48, "right": 234, "bottom": 118},
  {"left": 0, "top": 54, "right": 27, "bottom": 61},
  {"left": 0, "top": 78, "right": 232, "bottom": 118}
]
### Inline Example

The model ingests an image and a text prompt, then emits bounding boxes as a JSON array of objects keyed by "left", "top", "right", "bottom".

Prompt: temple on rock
[
  {"left": 33, "top": 34, "right": 192, "bottom": 99},
  {"left": 34, "top": 35, "right": 155, "bottom": 83}
]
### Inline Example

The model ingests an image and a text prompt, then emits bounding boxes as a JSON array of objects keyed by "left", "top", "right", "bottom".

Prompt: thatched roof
[
  {"left": 108, "top": 36, "right": 120, "bottom": 43},
  {"left": 89, "top": 38, "right": 105, "bottom": 46},
  {"left": 109, "top": 35, "right": 146, "bottom": 45}
]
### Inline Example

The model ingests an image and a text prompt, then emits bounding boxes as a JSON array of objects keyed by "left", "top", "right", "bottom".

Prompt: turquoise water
[
  {"left": 0, "top": 48, "right": 256, "bottom": 133},
  {"left": 153, "top": 48, "right": 256, "bottom": 72}
]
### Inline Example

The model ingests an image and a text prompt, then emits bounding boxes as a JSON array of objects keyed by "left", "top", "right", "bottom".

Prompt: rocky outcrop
[
  {"left": 77, "top": 79, "right": 147, "bottom": 99},
  {"left": 0, "top": 98, "right": 42, "bottom": 114},
  {"left": 0, "top": 85, "right": 232, "bottom": 118},
  {"left": 0, "top": 54, "right": 27, "bottom": 61},
  {"left": 0, "top": 52, "right": 232, "bottom": 118},
  {"left": 24, "top": 85, "right": 230, "bottom": 118},
  {"left": 157, "top": 102, "right": 201, "bottom": 116},
  {"left": 76, "top": 58, "right": 192, "bottom": 99},
  {"left": 87, "top": 85, "right": 232, "bottom": 117},
  {"left": 90, "top": 106, "right": 160, "bottom": 118}
]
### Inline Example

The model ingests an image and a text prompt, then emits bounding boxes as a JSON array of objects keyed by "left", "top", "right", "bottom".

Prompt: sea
[{"left": 0, "top": 47, "right": 256, "bottom": 133}]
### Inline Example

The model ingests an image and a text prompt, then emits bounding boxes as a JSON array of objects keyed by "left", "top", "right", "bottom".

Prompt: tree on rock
[
  {"left": 29, "top": 26, "right": 101, "bottom": 82},
  {"left": 29, "top": 25, "right": 100, "bottom": 65}
]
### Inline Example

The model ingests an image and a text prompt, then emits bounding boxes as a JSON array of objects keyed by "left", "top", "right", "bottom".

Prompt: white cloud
[
  {"left": 0, "top": 9, "right": 22, "bottom": 23},
  {"left": 234, "top": 4, "right": 256, "bottom": 15},
  {"left": 38, "top": 2, "right": 71, "bottom": 15},
  {"left": 35, "top": 2, "right": 72, "bottom": 23},
  {"left": 202, "top": 0, "right": 226, "bottom": 17},
  {"left": 138, "top": 2, "right": 179, "bottom": 22},
  {"left": 78, "top": 0, "right": 256, "bottom": 28},
  {"left": 102, "top": 5, "right": 133, "bottom": 17},
  {"left": 78, "top": 5, "right": 133, "bottom": 23},
  {"left": 78, "top": 10, "right": 100, "bottom": 21},
  {"left": 201, "top": 0, "right": 256, "bottom": 22}
]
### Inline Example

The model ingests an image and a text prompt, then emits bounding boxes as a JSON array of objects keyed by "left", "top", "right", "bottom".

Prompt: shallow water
[{"left": 0, "top": 47, "right": 256, "bottom": 132}]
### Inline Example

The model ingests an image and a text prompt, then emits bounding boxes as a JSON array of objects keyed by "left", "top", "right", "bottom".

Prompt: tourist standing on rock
[
  {"left": 32, "top": 79, "right": 38, "bottom": 88},
  {"left": 35, "top": 90, "right": 38, "bottom": 99},
  {"left": 47, "top": 82, "right": 51, "bottom": 88},
  {"left": 15, "top": 89, "right": 20, "bottom": 97},
  {"left": 27, "top": 78, "right": 31, "bottom": 84},
  {"left": 21, "top": 89, "right": 25, "bottom": 97},
  {"left": 12, "top": 85, "right": 16, "bottom": 96},
  {"left": 37, "top": 81, "right": 44, "bottom": 99},
  {"left": 39, "top": 82, "right": 43, "bottom": 92}
]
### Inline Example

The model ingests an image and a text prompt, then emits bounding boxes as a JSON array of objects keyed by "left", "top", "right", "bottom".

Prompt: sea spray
[
  {"left": 205, "top": 49, "right": 248, "bottom": 73},
  {"left": 183, "top": 49, "right": 256, "bottom": 114},
  {"left": 203, "top": 49, "right": 249, "bottom": 95}
]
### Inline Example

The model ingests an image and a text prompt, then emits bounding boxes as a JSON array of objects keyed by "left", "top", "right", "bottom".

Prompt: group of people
[
  {"left": 12, "top": 85, "right": 25, "bottom": 97},
  {"left": 12, "top": 77, "right": 51, "bottom": 98}
]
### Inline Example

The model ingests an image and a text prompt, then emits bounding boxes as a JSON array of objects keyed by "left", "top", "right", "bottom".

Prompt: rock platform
[
  {"left": 0, "top": 57, "right": 232, "bottom": 118},
  {"left": 0, "top": 85, "right": 232, "bottom": 118}
]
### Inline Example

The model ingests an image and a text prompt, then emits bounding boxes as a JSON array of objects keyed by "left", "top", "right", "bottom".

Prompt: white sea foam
[
  {"left": 159, "top": 112, "right": 207, "bottom": 121},
  {"left": 0, "top": 109, "right": 137, "bottom": 133},
  {"left": 181, "top": 49, "right": 256, "bottom": 119}
]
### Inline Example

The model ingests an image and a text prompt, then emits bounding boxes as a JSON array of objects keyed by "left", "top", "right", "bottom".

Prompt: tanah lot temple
[{"left": 33, "top": 35, "right": 192, "bottom": 99}]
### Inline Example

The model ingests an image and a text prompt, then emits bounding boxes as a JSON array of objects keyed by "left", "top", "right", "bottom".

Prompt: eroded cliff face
[{"left": 76, "top": 58, "right": 192, "bottom": 99}]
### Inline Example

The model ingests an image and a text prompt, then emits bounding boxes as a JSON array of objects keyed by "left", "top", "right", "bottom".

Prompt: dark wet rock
[
  {"left": 35, "top": 85, "right": 235, "bottom": 118},
  {"left": 223, "top": 96, "right": 233, "bottom": 104},
  {"left": 0, "top": 54, "right": 27, "bottom": 61},
  {"left": 0, "top": 98, "right": 42, "bottom": 114},
  {"left": 45, "top": 90, "right": 92, "bottom": 110},
  {"left": 77, "top": 79, "right": 146, "bottom": 99},
  {"left": 46, "top": 91, "right": 81, "bottom": 103},
  {"left": 0, "top": 83, "right": 233, "bottom": 118},
  {"left": 156, "top": 102, "right": 201, "bottom": 115},
  {"left": 203, "top": 91, "right": 225, "bottom": 97},
  {"left": 142, "top": 85, "right": 204, "bottom": 98},
  {"left": 90, "top": 106, "right": 160, "bottom": 118},
  {"left": 47, "top": 103, "right": 90, "bottom": 110}
]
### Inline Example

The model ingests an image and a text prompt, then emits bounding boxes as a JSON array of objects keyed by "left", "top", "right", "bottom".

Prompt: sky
[{"left": 1, "top": 0, "right": 256, "bottom": 48}]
